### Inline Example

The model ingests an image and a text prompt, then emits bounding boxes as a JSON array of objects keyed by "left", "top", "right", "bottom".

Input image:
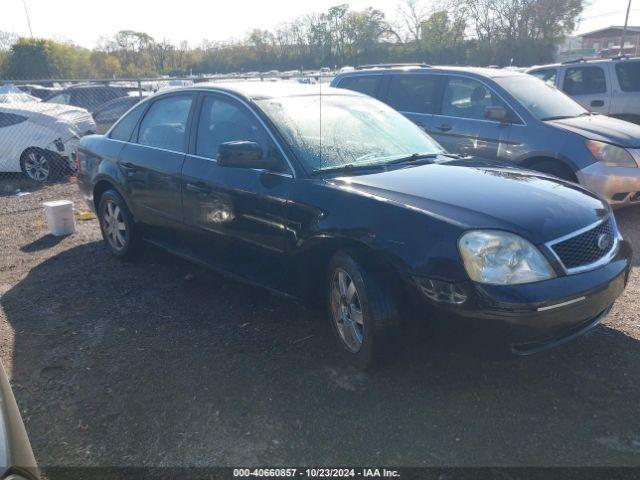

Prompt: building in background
[{"left": 557, "top": 26, "right": 640, "bottom": 62}]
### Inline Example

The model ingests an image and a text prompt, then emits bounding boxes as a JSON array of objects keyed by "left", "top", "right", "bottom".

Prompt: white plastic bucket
[{"left": 43, "top": 200, "right": 75, "bottom": 236}]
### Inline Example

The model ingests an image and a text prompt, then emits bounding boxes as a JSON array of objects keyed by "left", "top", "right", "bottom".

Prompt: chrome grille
[{"left": 550, "top": 217, "right": 616, "bottom": 271}]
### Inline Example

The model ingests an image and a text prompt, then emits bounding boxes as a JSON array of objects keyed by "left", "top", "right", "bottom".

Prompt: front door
[
  {"left": 181, "top": 94, "right": 293, "bottom": 286},
  {"left": 429, "top": 76, "right": 512, "bottom": 159},
  {"left": 117, "top": 93, "right": 195, "bottom": 228}
]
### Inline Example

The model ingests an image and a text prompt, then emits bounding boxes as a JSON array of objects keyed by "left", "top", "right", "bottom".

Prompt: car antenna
[{"left": 319, "top": 76, "right": 323, "bottom": 170}]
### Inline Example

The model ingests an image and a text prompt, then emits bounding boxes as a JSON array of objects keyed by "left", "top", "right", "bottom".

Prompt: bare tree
[
  {"left": 0, "top": 32, "right": 18, "bottom": 51},
  {"left": 397, "top": 0, "right": 430, "bottom": 42}
]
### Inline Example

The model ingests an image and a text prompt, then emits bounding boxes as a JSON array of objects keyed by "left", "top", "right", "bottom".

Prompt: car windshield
[
  {"left": 494, "top": 75, "right": 588, "bottom": 121},
  {"left": 256, "top": 93, "right": 444, "bottom": 173}
]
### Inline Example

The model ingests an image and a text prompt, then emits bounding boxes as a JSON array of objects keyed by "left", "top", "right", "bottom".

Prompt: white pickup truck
[{"left": 527, "top": 57, "right": 640, "bottom": 124}]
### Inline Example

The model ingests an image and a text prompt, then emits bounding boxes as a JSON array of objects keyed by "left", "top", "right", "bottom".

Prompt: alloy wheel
[
  {"left": 24, "top": 151, "right": 50, "bottom": 182},
  {"left": 101, "top": 200, "right": 128, "bottom": 251},
  {"left": 330, "top": 269, "right": 365, "bottom": 353}
]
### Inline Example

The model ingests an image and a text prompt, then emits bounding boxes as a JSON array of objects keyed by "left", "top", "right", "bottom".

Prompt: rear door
[
  {"left": 611, "top": 60, "right": 640, "bottom": 120},
  {"left": 0, "top": 112, "right": 29, "bottom": 170},
  {"left": 117, "top": 92, "right": 195, "bottom": 228},
  {"left": 561, "top": 65, "right": 611, "bottom": 114},
  {"left": 430, "top": 76, "right": 514, "bottom": 159},
  {"left": 381, "top": 73, "right": 443, "bottom": 133}
]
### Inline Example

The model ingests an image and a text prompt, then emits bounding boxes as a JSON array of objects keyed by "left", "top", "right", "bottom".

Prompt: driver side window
[
  {"left": 442, "top": 77, "right": 509, "bottom": 121},
  {"left": 196, "top": 95, "right": 287, "bottom": 171}
]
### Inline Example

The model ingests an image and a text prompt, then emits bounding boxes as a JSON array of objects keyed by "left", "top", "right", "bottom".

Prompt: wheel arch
[
  {"left": 295, "top": 235, "right": 409, "bottom": 307},
  {"left": 92, "top": 178, "right": 128, "bottom": 214},
  {"left": 519, "top": 155, "right": 579, "bottom": 182}
]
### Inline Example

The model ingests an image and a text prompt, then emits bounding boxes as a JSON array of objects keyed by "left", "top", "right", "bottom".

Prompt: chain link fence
[{"left": 0, "top": 72, "right": 332, "bottom": 196}]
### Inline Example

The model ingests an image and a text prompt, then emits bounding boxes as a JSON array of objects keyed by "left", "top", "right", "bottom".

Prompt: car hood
[
  {"left": 328, "top": 162, "right": 609, "bottom": 245},
  {"left": 547, "top": 114, "right": 640, "bottom": 147},
  {"left": 0, "top": 102, "right": 96, "bottom": 137}
]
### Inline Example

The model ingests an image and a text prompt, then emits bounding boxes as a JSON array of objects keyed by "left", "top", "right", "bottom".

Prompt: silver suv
[
  {"left": 331, "top": 65, "right": 640, "bottom": 207},
  {"left": 527, "top": 57, "right": 640, "bottom": 124}
]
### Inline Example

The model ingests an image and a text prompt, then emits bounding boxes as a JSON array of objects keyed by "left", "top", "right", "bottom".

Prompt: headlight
[
  {"left": 587, "top": 140, "right": 637, "bottom": 168},
  {"left": 458, "top": 230, "right": 556, "bottom": 285}
]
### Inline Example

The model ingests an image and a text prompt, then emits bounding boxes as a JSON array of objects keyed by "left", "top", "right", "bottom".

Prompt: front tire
[
  {"left": 98, "top": 189, "right": 140, "bottom": 260},
  {"left": 327, "top": 251, "right": 400, "bottom": 370}
]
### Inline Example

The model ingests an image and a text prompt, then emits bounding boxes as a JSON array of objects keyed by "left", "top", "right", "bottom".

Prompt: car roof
[
  {"left": 334, "top": 65, "right": 527, "bottom": 80},
  {"left": 528, "top": 57, "right": 640, "bottom": 71},
  {"left": 159, "top": 81, "right": 361, "bottom": 101}
]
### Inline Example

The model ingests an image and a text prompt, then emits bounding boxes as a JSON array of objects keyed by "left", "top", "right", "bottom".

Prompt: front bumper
[
  {"left": 414, "top": 240, "right": 632, "bottom": 354},
  {"left": 576, "top": 161, "right": 640, "bottom": 207}
]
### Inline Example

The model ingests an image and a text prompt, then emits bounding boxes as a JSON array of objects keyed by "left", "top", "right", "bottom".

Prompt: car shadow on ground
[{"left": 2, "top": 239, "right": 640, "bottom": 469}]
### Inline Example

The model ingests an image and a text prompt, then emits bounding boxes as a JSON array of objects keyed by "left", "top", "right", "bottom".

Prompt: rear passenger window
[
  {"left": 563, "top": 67, "right": 606, "bottom": 95},
  {"left": 137, "top": 95, "right": 193, "bottom": 152},
  {"left": 442, "top": 77, "right": 508, "bottom": 120},
  {"left": 616, "top": 61, "right": 640, "bottom": 92},
  {"left": 386, "top": 75, "right": 441, "bottom": 114},
  {"left": 337, "top": 76, "right": 381, "bottom": 97},
  {"left": 110, "top": 102, "right": 147, "bottom": 141},
  {"left": 530, "top": 68, "right": 557, "bottom": 84}
]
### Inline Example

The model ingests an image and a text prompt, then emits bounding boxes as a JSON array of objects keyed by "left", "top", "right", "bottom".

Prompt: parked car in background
[
  {"left": 527, "top": 57, "right": 640, "bottom": 124},
  {"left": 0, "top": 362, "right": 38, "bottom": 480},
  {"left": 332, "top": 65, "right": 640, "bottom": 207},
  {"left": 92, "top": 94, "right": 146, "bottom": 134},
  {"left": 45, "top": 84, "right": 132, "bottom": 112},
  {"left": 16, "top": 84, "right": 63, "bottom": 101},
  {"left": 77, "top": 83, "right": 631, "bottom": 369},
  {"left": 0, "top": 102, "right": 96, "bottom": 181},
  {"left": 0, "top": 85, "right": 40, "bottom": 104}
]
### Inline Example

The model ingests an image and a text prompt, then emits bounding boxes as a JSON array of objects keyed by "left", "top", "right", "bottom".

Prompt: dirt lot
[{"left": 1, "top": 180, "right": 639, "bottom": 469}]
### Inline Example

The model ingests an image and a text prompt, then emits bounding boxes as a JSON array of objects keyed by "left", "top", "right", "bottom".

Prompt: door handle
[
  {"left": 186, "top": 182, "right": 210, "bottom": 194},
  {"left": 591, "top": 100, "right": 605, "bottom": 107},
  {"left": 119, "top": 162, "right": 137, "bottom": 171},
  {"left": 436, "top": 124, "right": 452, "bottom": 132}
]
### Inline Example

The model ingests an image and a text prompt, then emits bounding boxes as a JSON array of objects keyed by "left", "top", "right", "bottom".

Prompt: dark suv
[
  {"left": 77, "top": 83, "right": 631, "bottom": 368},
  {"left": 332, "top": 65, "right": 640, "bottom": 208}
]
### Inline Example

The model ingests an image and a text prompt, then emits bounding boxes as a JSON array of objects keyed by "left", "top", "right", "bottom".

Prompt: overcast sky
[{"left": 0, "top": 0, "right": 636, "bottom": 48}]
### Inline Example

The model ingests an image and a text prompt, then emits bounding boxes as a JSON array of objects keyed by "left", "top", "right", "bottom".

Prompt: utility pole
[
  {"left": 620, "top": 0, "right": 632, "bottom": 56},
  {"left": 22, "top": 0, "right": 33, "bottom": 38}
]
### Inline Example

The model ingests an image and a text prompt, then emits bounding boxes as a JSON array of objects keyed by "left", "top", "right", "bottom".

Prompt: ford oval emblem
[{"left": 596, "top": 233, "right": 611, "bottom": 251}]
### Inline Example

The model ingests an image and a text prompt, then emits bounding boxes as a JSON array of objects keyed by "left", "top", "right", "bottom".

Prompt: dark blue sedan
[{"left": 76, "top": 83, "right": 631, "bottom": 369}]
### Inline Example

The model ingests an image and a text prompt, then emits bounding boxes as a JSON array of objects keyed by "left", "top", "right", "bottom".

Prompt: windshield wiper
[
  {"left": 384, "top": 153, "right": 440, "bottom": 166},
  {"left": 310, "top": 163, "right": 386, "bottom": 176}
]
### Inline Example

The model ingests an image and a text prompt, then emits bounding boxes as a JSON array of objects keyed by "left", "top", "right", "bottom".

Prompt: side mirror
[
  {"left": 217, "top": 141, "right": 269, "bottom": 169},
  {"left": 485, "top": 106, "right": 509, "bottom": 123}
]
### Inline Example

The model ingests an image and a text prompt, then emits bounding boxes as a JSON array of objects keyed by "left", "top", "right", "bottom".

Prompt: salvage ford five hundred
[{"left": 76, "top": 83, "right": 632, "bottom": 369}]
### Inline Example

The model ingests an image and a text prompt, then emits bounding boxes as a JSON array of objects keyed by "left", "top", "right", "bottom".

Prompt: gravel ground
[{"left": 0, "top": 180, "right": 639, "bottom": 469}]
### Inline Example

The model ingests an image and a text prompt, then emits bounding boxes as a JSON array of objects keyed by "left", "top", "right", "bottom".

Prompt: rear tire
[
  {"left": 326, "top": 251, "right": 400, "bottom": 370},
  {"left": 97, "top": 189, "right": 141, "bottom": 260}
]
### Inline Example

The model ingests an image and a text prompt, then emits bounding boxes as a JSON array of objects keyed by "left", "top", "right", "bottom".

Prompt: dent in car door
[
  {"left": 429, "top": 76, "right": 512, "bottom": 159},
  {"left": 117, "top": 93, "right": 195, "bottom": 227},
  {"left": 181, "top": 94, "right": 293, "bottom": 285}
]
